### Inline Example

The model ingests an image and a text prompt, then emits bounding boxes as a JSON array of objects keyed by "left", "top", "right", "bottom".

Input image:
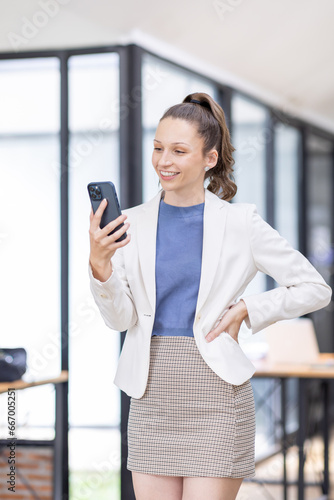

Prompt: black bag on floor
[{"left": 0, "top": 348, "right": 27, "bottom": 382}]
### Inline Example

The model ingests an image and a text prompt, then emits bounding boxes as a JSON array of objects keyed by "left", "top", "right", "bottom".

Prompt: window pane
[
  {"left": 68, "top": 52, "right": 120, "bottom": 427},
  {"left": 0, "top": 58, "right": 59, "bottom": 134},
  {"left": 142, "top": 54, "right": 216, "bottom": 202},
  {"left": 0, "top": 58, "right": 60, "bottom": 439},
  {"left": 68, "top": 52, "right": 121, "bottom": 499},
  {"left": 69, "top": 428, "right": 120, "bottom": 500},
  {"left": 306, "top": 134, "right": 333, "bottom": 352},
  {"left": 231, "top": 94, "right": 267, "bottom": 216},
  {"left": 231, "top": 95, "right": 273, "bottom": 458},
  {"left": 0, "top": 386, "right": 56, "bottom": 440},
  {"left": 231, "top": 94, "right": 267, "bottom": 312},
  {"left": 274, "top": 124, "right": 301, "bottom": 441},
  {"left": 274, "top": 123, "right": 300, "bottom": 249},
  {"left": 69, "top": 53, "right": 119, "bottom": 132}
]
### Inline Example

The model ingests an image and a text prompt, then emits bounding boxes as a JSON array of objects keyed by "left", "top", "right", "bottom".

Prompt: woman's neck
[{"left": 162, "top": 189, "right": 205, "bottom": 207}]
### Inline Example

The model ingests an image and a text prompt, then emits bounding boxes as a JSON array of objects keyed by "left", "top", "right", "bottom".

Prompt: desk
[
  {"left": 0, "top": 371, "right": 69, "bottom": 500},
  {"left": 0, "top": 371, "right": 68, "bottom": 394},
  {"left": 253, "top": 355, "right": 334, "bottom": 500}
]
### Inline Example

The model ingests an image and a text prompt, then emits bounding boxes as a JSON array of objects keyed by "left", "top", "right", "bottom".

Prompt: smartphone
[{"left": 87, "top": 181, "right": 127, "bottom": 242}]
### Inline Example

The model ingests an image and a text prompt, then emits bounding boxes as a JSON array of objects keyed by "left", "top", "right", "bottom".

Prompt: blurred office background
[{"left": 0, "top": 1, "right": 333, "bottom": 499}]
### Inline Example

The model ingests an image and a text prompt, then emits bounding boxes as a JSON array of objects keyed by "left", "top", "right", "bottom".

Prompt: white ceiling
[{"left": 1, "top": 0, "right": 334, "bottom": 133}]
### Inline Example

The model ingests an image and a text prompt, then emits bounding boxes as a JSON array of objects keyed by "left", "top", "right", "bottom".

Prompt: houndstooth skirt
[{"left": 127, "top": 335, "right": 255, "bottom": 478}]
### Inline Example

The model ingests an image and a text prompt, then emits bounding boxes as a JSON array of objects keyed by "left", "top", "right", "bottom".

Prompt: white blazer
[{"left": 89, "top": 189, "right": 332, "bottom": 398}]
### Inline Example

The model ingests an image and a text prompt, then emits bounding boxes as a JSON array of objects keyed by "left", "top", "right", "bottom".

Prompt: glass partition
[
  {"left": 274, "top": 123, "right": 300, "bottom": 249},
  {"left": 306, "top": 134, "right": 334, "bottom": 352},
  {"left": 232, "top": 94, "right": 267, "bottom": 216},
  {"left": 68, "top": 52, "right": 121, "bottom": 498},
  {"left": 274, "top": 123, "right": 301, "bottom": 440},
  {"left": 0, "top": 57, "right": 60, "bottom": 439},
  {"left": 231, "top": 94, "right": 267, "bottom": 329},
  {"left": 232, "top": 94, "right": 275, "bottom": 458}
]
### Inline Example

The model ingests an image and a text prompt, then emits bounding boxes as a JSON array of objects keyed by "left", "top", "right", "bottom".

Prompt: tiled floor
[{"left": 238, "top": 433, "right": 334, "bottom": 500}]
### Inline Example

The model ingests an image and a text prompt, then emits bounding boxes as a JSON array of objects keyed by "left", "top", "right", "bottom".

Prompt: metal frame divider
[
  {"left": 54, "top": 52, "right": 70, "bottom": 500},
  {"left": 217, "top": 86, "right": 232, "bottom": 132},
  {"left": 119, "top": 43, "right": 144, "bottom": 500},
  {"left": 265, "top": 110, "right": 275, "bottom": 291},
  {"left": 299, "top": 129, "right": 307, "bottom": 256}
]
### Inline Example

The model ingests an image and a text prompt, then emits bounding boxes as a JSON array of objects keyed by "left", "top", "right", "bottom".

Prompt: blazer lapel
[
  {"left": 196, "top": 190, "right": 228, "bottom": 313},
  {"left": 136, "top": 191, "right": 162, "bottom": 312}
]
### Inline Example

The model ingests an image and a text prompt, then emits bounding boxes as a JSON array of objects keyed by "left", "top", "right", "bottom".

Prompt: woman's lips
[{"left": 159, "top": 170, "right": 180, "bottom": 181}]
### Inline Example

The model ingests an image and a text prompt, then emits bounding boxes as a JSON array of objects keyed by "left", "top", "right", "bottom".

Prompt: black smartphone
[{"left": 87, "top": 181, "right": 127, "bottom": 242}]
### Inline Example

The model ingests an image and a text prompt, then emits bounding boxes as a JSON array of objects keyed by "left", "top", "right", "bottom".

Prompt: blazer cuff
[
  {"left": 241, "top": 290, "right": 281, "bottom": 335},
  {"left": 88, "top": 261, "right": 114, "bottom": 283},
  {"left": 88, "top": 261, "right": 121, "bottom": 300}
]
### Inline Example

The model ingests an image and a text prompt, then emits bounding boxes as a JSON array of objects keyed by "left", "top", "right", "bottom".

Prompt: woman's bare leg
[
  {"left": 182, "top": 476, "right": 243, "bottom": 500},
  {"left": 132, "top": 472, "right": 183, "bottom": 500}
]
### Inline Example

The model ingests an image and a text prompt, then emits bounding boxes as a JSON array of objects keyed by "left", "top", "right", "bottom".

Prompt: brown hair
[{"left": 160, "top": 92, "right": 237, "bottom": 201}]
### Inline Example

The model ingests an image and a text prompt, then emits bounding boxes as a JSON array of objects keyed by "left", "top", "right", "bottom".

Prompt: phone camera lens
[
  {"left": 95, "top": 187, "right": 101, "bottom": 195},
  {"left": 89, "top": 186, "right": 95, "bottom": 193},
  {"left": 91, "top": 193, "right": 96, "bottom": 199}
]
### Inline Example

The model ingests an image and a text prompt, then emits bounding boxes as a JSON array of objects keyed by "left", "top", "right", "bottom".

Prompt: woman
[{"left": 88, "top": 92, "right": 331, "bottom": 500}]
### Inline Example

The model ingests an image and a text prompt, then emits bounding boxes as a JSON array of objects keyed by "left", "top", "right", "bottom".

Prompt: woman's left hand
[{"left": 205, "top": 300, "right": 249, "bottom": 343}]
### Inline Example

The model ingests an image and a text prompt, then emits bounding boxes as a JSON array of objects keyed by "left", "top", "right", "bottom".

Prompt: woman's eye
[
  {"left": 154, "top": 147, "right": 162, "bottom": 151},
  {"left": 175, "top": 150, "right": 185, "bottom": 154}
]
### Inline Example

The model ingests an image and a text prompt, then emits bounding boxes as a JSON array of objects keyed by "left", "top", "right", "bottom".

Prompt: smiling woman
[
  {"left": 88, "top": 92, "right": 331, "bottom": 500},
  {"left": 154, "top": 93, "right": 237, "bottom": 205}
]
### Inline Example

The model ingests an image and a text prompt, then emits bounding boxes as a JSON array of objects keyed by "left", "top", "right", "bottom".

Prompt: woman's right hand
[{"left": 89, "top": 198, "right": 131, "bottom": 282}]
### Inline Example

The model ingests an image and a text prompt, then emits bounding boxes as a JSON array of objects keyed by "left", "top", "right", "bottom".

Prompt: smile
[{"left": 160, "top": 170, "right": 180, "bottom": 179}]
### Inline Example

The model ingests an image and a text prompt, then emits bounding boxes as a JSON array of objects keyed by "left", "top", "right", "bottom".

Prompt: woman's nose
[{"left": 159, "top": 152, "right": 173, "bottom": 166}]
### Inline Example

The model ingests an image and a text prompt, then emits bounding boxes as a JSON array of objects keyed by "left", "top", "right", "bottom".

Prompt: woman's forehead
[{"left": 155, "top": 117, "right": 201, "bottom": 144}]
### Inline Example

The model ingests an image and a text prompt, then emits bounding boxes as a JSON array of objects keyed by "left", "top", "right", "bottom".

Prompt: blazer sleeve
[
  {"left": 88, "top": 247, "right": 138, "bottom": 332},
  {"left": 242, "top": 204, "right": 332, "bottom": 334}
]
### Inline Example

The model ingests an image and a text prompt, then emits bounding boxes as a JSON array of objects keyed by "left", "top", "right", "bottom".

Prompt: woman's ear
[{"left": 205, "top": 149, "right": 219, "bottom": 169}]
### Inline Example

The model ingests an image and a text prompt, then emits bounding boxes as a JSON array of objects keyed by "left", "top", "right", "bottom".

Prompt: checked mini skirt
[{"left": 127, "top": 335, "right": 256, "bottom": 478}]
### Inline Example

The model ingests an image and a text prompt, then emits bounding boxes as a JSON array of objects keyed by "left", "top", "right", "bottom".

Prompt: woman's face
[{"left": 152, "top": 117, "right": 217, "bottom": 204}]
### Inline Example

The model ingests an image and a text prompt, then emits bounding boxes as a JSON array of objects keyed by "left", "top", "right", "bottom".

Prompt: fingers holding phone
[
  {"left": 90, "top": 205, "right": 130, "bottom": 250},
  {"left": 89, "top": 197, "right": 108, "bottom": 231}
]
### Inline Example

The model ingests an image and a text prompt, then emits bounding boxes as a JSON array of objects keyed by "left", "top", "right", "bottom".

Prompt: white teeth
[{"left": 161, "top": 171, "right": 179, "bottom": 177}]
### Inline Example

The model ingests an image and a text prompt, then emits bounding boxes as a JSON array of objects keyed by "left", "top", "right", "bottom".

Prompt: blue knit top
[{"left": 151, "top": 198, "right": 204, "bottom": 337}]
